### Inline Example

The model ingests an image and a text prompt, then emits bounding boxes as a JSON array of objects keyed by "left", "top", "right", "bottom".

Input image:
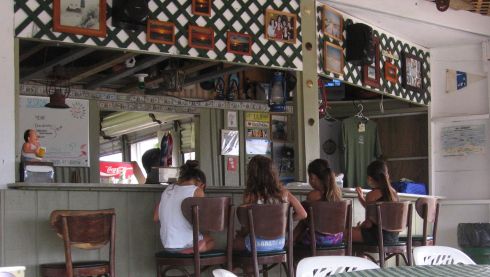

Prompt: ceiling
[
  {"left": 323, "top": 0, "right": 490, "bottom": 48},
  {"left": 425, "top": 0, "right": 490, "bottom": 16},
  {"left": 19, "top": 40, "right": 232, "bottom": 94}
]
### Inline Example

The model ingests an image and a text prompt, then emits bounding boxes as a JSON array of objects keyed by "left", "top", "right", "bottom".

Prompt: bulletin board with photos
[{"left": 245, "top": 112, "right": 271, "bottom": 164}]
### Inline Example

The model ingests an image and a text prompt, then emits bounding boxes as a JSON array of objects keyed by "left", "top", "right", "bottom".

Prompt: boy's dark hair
[
  {"left": 23, "top": 129, "right": 32, "bottom": 142},
  {"left": 141, "top": 148, "right": 161, "bottom": 174},
  {"left": 179, "top": 160, "right": 206, "bottom": 185}
]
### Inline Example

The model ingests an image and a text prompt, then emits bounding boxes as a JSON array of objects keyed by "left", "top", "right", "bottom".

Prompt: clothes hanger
[
  {"left": 324, "top": 106, "right": 338, "bottom": 122},
  {"left": 355, "top": 103, "right": 369, "bottom": 122}
]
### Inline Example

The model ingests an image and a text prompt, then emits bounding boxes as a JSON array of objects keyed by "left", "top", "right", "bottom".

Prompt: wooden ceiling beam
[
  {"left": 69, "top": 52, "right": 137, "bottom": 83},
  {"left": 19, "top": 44, "right": 46, "bottom": 63},
  {"left": 85, "top": 55, "right": 168, "bottom": 90},
  {"left": 21, "top": 47, "right": 96, "bottom": 81}
]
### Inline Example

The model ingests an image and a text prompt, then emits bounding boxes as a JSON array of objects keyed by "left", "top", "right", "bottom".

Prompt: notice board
[{"left": 19, "top": 96, "right": 89, "bottom": 167}]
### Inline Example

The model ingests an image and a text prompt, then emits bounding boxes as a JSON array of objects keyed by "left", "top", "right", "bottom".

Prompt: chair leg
[
  {"left": 396, "top": 254, "right": 400, "bottom": 266},
  {"left": 263, "top": 265, "right": 268, "bottom": 277}
]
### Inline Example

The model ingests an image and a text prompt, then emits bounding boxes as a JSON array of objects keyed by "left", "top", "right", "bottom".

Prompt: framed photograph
[
  {"left": 221, "top": 130, "right": 239, "bottom": 156},
  {"left": 147, "top": 20, "right": 175, "bottom": 45},
  {"left": 264, "top": 9, "right": 297, "bottom": 44},
  {"left": 227, "top": 32, "right": 253, "bottom": 56},
  {"left": 323, "top": 42, "right": 344, "bottom": 75},
  {"left": 402, "top": 52, "right": 424, "bottom": 92},
  {"left": 271, "top": 114, "right": 288, "bottom": 141},
  {"left": 362, "top": 38, "right": 380, "bottom": 88},
  {"left": 322, "top": 5, "right": 343, "bottom": 41},
  {"left": 385, "top": 61, "right": 398, "bottom": 84},
  {"left": 188, "top": 25, "right": 214, "bottom": 50},
  {"left": 192, "top": 0, "right": 212, "bottom": 16},
  {"left": 53, "top": 0, "right": 107, "bottom": 37}
]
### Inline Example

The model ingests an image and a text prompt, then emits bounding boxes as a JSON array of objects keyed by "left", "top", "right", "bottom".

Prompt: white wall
[
  {"left": 0, "top": 1, "right": 16, "bottom": 188},
  {"left": 430, "top": 43, "right": 490, "bottom": 247}
]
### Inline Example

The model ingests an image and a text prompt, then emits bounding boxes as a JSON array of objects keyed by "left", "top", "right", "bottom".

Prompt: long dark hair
[
  {"left": 367, "top": 160, "right": 398, "bottom": 202},
  {"left": 307, "top": 159, "right": 341, "bottom": 202},
  {"left": 179, "top": 160, "right": 206, "bottom": 185},
  {"left": 245, "top": 155, "right": 284, "bottom": 203}
]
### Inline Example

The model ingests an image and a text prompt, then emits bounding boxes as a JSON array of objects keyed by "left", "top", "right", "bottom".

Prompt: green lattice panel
[
  {"left": 14, "top": 0, "right": 303, "bottom": 70},
  {"left": 316, "top": 5, "right": 431, "bottom": 105}
]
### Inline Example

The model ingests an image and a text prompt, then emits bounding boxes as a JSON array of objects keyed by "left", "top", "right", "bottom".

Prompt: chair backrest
[
  {"left": 181, "top": 197, "right": 232, "bottom": 232},
  {"left": 296, "top": 256, "right": 380, "bottom": 277},
  {"left": 306, "top": 200, "right": 349, "bottom": 234},
  {"left": 416, "top": 197, "right": 440, "bottom": 244},
  {"left": 236, "top": 203, "right": 289, "bottom": 239},
  {"left": 212, "top": 269, "right": 238, "bottom": 277},
  {"left": 366, "top": 201, "right": 410, "bottom": 232},
  {"left": 413, "top": 246, "right": 476, "bottom": 265},
  {"left": 50, "top": 209, "right": 115, "bottom": 250}
]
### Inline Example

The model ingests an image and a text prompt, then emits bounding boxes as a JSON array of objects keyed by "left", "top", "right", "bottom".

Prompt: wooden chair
[
  {"left": 234, "top": 203, "right": 293, "bottom": 277},
  {"left": 40, "top": 209, "right": 116, "bottom": 277},
  {"left": 400, "top": 197, "right": 439, "bottom": 246},
  {"left": 353, "top": 201, "right": 413, "bottom": 268},
  {"left": 155, "top": 197, "right": 234, "bottom": 277},
  {"left": 294, "top": 200, "right": 352, "bottom": 263}
]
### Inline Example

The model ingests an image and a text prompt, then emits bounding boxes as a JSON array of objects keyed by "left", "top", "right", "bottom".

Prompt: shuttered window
[{"left": 180, "top": 122, "right": 195, "bottom": 153}]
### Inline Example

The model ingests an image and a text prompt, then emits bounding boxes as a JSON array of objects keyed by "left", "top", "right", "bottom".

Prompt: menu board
[{"left": 19, "top": 96, "right": 90, "bottom": 167}]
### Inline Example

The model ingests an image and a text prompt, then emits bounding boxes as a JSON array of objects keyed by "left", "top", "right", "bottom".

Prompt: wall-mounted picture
[
  {"left": 264, "top": 9, "right": 297, "bottom": 44},
  {"left": 322, "top": 5, "right": 343, "bottom": 41},
  {"left": 324, "top": 42, "right": 344, "bottom": 76},
  {"left": 188, "top": 25, "right": 214, "bottom": 50},
  {"left": 385, "top": 61, "right": 398, "bottom": 84},
  {"left": 362, "top": 38, "right": 380, "bottom": 88},
  {"left": 147, "top": 20, "right": 175, "bottom": 45},
  {"left": 402, "top": 52, "right": 423, "bottom": 92},
  {"left": 227, "top": 32, "right": 253, "bottom": 56},
  {"left": 192, "top": 0, "right": 212, "bottom": 16},
  {"left": 271, "top": 115, "right": 288, "bottom": 141},
  {"left": 53, "top": 0, "right": 107, "bottom": 37}
]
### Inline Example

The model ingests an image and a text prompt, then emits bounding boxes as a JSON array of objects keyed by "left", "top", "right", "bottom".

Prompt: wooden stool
[
  {"left": 155, "top": 197, "right": 234, "bottom": 277},
  {"left": 234, "top": 203, "right": 294, "bottom": 277},
  {"left": 353, "top": 202, "right": 413, "bottom": 268},
  {"left": 294, "top": 200, "right": 352, "bottom": 263},
  {"left": 40, "top": 209, "right": 116, "bottom": 277}
]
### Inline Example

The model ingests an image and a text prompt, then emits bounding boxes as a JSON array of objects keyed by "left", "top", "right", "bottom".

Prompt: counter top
[{"left": 8, "top": 182, "right": 437, "bottom": 200}]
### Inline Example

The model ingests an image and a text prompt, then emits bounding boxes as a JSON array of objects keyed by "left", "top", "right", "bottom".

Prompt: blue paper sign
[{"left": 456, "top": 71, "right": 467, "bottom": 90}]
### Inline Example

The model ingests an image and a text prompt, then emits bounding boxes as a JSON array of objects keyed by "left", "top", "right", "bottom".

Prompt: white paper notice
[{"left": 441, "top": 124, "right": 486, "bottom": 156}]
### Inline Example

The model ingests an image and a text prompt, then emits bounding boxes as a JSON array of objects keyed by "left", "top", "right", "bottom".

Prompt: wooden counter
[{"left": 3, "top": 183, "right": 432, "bottom": 277}]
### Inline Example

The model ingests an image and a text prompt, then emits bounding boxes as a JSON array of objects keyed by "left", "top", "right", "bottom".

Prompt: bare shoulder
[
  {"left": 365, "top": 189, "right": 383, "bottom": 203},
  {"left": 193, "top": 187, "right": 205, "bottom": 197},
  {"left": 307, "top": 190, "right": 322, "bottom": 201}
]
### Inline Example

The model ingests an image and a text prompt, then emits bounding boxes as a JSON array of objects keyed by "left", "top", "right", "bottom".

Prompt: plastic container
[{"left": 458, "top": 223, "right": 490, "bottom": 264}]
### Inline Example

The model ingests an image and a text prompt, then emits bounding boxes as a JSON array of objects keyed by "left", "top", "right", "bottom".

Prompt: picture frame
[
  {"left": 323, "top": 42, "right": 344, "bottom": 76},
  {"left": 402, "top": 52, "right": 424, "bottom": 92},
  {"left": 362, "top": 37, "right": 380, "bottom": 88},
  {"left": 322, "top": 5, "right": 343, "bottom": 41},
  {"left": 384, "top": 61, "right": 398, "bottom": 84},
  {"left": 270, "top": 114, "right": 288, "bottom": 141},
  {"left": 227, "top": 32, "right": 253, "bottom": 56},
  {"left": 188, "top": 25, "right": 214, "bottom": 50},
  {"left": 53, "top": 0, "right": 107, "bottom": 37},
  {"left": 264, "top": 9, "right": 297, "bottom": 44},
  {"left": 192, "top": 0, "right": 212, "bottom": 17},
  {"left": 146, "top": 20, "right": 175, "bottom": 45}
]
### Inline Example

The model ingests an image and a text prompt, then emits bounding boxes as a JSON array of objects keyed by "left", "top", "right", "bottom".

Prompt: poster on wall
[
  {"left": 19, "top": 96, "right": 90, "bottom": 166},
  {"left": 441, "top": 124, "right": 486, "bottom": 157},
  {"left": 100, "top": 161, "right": 135, "bottom": 184}
]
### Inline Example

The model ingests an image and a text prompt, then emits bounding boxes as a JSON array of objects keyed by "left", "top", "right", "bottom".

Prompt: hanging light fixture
[
  {"left": 44, "top": 66, "right": 71, "bottom": 109},
  {"left": 159, "top": 60, "right": 185, "bottom": 93},
  {"left": 269, "top": 71, "right": 287, "bottom": 112}
]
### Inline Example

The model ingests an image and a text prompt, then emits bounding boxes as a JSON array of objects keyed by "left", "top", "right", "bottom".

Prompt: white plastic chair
[
  {"left": 296, "top": 256, "right": 380, "bottom": 277},
  {"left": 212, "top": 269, "right": 238, "bottom": 277},
  {"left": 0, "top": 266, "right": 26, "bottom": 277},
  {"left": 413, "top": 246, "right": 476, "bottom": 265}
]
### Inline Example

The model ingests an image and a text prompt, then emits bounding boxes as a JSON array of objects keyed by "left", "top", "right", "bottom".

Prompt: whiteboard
[{"left": 19, "top": 96, "right": 90, "bottom": 167}]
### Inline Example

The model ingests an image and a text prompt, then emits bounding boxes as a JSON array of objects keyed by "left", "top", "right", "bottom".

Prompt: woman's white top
[
  {"left": 21, "top": 143, "right": 39, "bottom": 161},
  {"left": 159, "top": 184, "right": 200, "bottom": 249}
]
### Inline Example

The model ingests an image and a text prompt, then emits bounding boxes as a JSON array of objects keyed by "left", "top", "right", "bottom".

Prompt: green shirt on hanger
[{"left": 341, "top": 116, "right": 382, "bottom": 188}]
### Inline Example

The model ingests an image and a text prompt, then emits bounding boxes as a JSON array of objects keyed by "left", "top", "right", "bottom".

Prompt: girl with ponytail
[{"left": 352, "top": 160, "right": 399, "bottom": 244}]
